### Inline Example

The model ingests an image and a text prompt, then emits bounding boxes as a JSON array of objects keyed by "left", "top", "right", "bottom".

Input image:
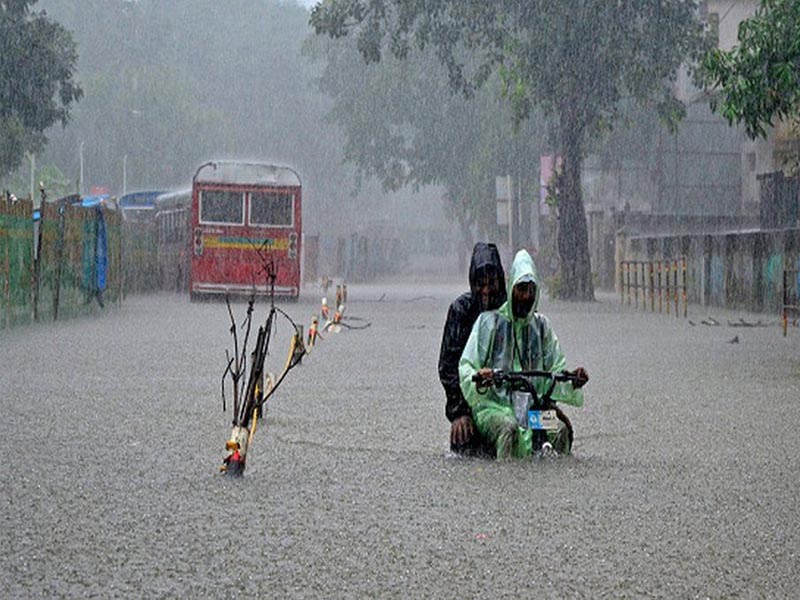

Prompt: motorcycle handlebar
[{"left": 471, "top": 369, "right": 580, "bottom": 386}]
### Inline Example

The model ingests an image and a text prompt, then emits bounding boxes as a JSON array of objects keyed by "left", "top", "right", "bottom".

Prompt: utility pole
[
  {"left": 29, "top": 153, "right": 35, "bottom": 203},
  {"left": 79, "top": 141, "right": 85, "bottom": 196},
  {"left": 506, "top": 174, "right": 515, "bottom": 251}
]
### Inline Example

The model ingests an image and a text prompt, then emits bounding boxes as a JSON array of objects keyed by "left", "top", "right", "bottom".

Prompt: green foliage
[
  {"left": 543, "top": 271, "right": 563, "bottom": 300},
  {"left": 0, "top": 117, "right": 27, "bottom": 176},
  {"left": 312, "top": 2, "right": 709, "bottom": 143},
  {"left": 307, "top": 29, "right": 546, "bottom": 241},
  {"left": 2, "top": 162, "right": 72, "bottom": 200},
  {"left": 37, "top": 164, "right": 72, "bottom": 197},
  {"left": 312, "top": 0, "right": 709, "bottom": 299},
  {"left": 0, "top": 0, "right": 82, "bottom": 177},
  {"left": 702, "top": 0, "right": 800, "bottom": 139},
  {"left": 543, "top": 170, "right": 560, "bottom": 210}
]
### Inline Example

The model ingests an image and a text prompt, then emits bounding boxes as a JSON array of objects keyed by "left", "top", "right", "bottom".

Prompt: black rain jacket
[{"left": 438, "top": 242, "right": 506, "bottom": 422}]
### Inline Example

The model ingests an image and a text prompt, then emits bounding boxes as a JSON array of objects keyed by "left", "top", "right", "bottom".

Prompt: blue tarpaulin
[{"left": 95, "top": 207, "right": 108, "bottom": 292}]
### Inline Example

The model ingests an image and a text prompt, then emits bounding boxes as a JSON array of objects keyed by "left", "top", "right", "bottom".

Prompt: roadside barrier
[
  {"left": 39, "top": 200, "right": 121, "bottom": 321},
  {"left": 783, "top": 268, "right": 799, "bottom": 336},
  {"left": 620, "top": 257, "right": 687, "bottom": 318},
  {"left": 1, "top": 197, "right": 33, "bottom": 328},
  {"left": 1, "top": 196, "right": 121, "bottom": 328},
  {"left": 306, "top": 314, "right": 320, "bottom": 350},
  {"left": 321, "top": 296, "right": 329, "bottom": 320},
  {"left": 220, "top": 275, "right": 369, "bottom": 475}
]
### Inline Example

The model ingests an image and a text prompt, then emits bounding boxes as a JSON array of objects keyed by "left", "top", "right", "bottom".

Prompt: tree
[
  {"left": 702, "top": 0, "right": 800, "bottom": 139},
  {"left": 307, "top": 32, "right": 546, "bottom": 259},
  {"left": 4, "top": 162, "right": 72, "bottom": 199},
  {"left": 0, "top": 0, "right": 82, "bottom": 177},
  {"left": 311, "top": 1, "right": 709, "bottom": 300}
]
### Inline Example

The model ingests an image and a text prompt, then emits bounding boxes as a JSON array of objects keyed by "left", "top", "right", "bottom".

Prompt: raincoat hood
[
  {"left": 468, "top": 242, "right": 506, "bottom": 311},
  {"left": 498, "top": 249, "right": 540, "bottom": 322}
]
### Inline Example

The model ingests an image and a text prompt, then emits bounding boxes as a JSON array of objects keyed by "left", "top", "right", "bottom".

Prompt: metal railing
[{"left": 620, "top": 257, "right": 687, "bottom": 318}]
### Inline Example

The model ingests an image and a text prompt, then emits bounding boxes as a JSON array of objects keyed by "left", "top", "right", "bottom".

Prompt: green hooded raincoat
[{"left": 458, "top": 249, "right": 584, "bottom": 457}]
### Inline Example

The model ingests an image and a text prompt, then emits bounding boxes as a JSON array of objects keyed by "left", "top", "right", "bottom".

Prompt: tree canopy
[
  {"left": 307, "top": 30, "right": 546, "bottom": 252},
  {"left": 702, "top": 0, "right": 800, "bottom": 139},
  {"left": 311, "top": 1, "right": 709, "bottom": 299},
  {"left": 0, "top": 0, "right": 82, "bottom": 177}
]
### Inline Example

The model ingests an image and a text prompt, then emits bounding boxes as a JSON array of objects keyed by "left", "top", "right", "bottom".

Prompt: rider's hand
[
  {"left": 450, "top": 415, "right": 476, "bottom": 447},
  {"left": 476, "top": 367, "right": 494, "bottom": 381},
  {"left": 571, "top": 367, "right": 589, "bottom": 389}
]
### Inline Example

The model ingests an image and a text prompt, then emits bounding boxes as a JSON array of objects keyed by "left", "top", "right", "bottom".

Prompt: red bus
[{"left": 190, "top": 161, "right": 302, "bottom": 300}]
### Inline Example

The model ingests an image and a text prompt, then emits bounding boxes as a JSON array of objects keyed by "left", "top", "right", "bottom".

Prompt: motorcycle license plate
[{"left": 528, "top": 409, "right": 559, "bottom": 431}]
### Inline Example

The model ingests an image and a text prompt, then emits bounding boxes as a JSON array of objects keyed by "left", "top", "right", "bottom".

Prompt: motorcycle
[{"left": 471, "top": 369, "right": 581, "bottom": 456}]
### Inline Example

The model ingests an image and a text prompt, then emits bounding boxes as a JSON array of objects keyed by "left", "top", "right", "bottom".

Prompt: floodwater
[{"left": 1, "top": 282, "right": 799, "bottom": 598}]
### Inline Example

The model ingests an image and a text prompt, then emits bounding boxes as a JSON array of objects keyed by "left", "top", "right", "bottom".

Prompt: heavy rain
[{"left": 1, "top": 1, "right": 799, "bottom": 597}]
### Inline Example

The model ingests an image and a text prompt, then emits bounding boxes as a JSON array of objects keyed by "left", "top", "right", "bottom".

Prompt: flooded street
[{"left": 2, "top": 282, "right": 799, "bottom": 597}]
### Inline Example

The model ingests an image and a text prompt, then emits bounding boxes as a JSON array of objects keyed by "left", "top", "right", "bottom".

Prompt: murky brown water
[{"left": 2, "top": 283, "right": 799, "bottom": 597}]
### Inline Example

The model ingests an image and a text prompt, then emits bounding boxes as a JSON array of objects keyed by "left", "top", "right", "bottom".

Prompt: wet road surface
[{"left": 2, "top": 282, "right": 799, "bottom": 597}]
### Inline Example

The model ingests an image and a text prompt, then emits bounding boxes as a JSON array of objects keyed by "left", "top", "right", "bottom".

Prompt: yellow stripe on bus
[{"left": 204, "top": 236, "right": 290, "bottom": 251}]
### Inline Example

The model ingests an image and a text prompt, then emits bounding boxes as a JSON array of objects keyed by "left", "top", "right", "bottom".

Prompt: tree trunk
[
  {"left": 457, "top": 210, "right": 473, "bottom": 273},
  {"left": 447, "top": 188, "right": 474, "bottom": 274},
  {"left": 556, "top": 125, "right": 595, "bottom": 301}
]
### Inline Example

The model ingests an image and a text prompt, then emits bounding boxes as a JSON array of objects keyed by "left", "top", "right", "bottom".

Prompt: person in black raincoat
[{"left": 438, "top": 242, "right": 506, "bottom": 455}]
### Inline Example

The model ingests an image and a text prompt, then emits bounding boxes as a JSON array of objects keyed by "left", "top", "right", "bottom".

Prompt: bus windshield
[
  {"left": 249, "top": 191, "right": 293, "bottom": 227},
  {"left": 200, "top": 190, "right": 244, "bottom": 225}
]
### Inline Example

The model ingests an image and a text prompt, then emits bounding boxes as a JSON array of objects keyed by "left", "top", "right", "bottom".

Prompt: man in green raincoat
[{"left": 459, "top": 249, "right": 589, "bottom": 458}]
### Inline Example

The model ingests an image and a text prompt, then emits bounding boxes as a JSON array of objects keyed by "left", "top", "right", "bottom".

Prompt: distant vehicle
[
  {"left": 188, "top": 161, "right": 302, "bottom": 300},
  {"left": 79, "top": 194, "right": 113, "bottom": 208},
  {"left": 32, "top": 194, "right": 112, "bottom": 221},
  {"left": 154, "top": 188, "right": 192, "bottom": 292},
  {"left": 119, "top": 190, "right": 165, "bottom": 221}
]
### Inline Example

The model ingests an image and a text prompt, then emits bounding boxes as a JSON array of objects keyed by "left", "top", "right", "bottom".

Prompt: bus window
[
  {"left": 200, "top": 190, "right": 244, "bottom": 225},
  {"left": 249, "top": 191, "right": 293, "bottom": 227}
]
